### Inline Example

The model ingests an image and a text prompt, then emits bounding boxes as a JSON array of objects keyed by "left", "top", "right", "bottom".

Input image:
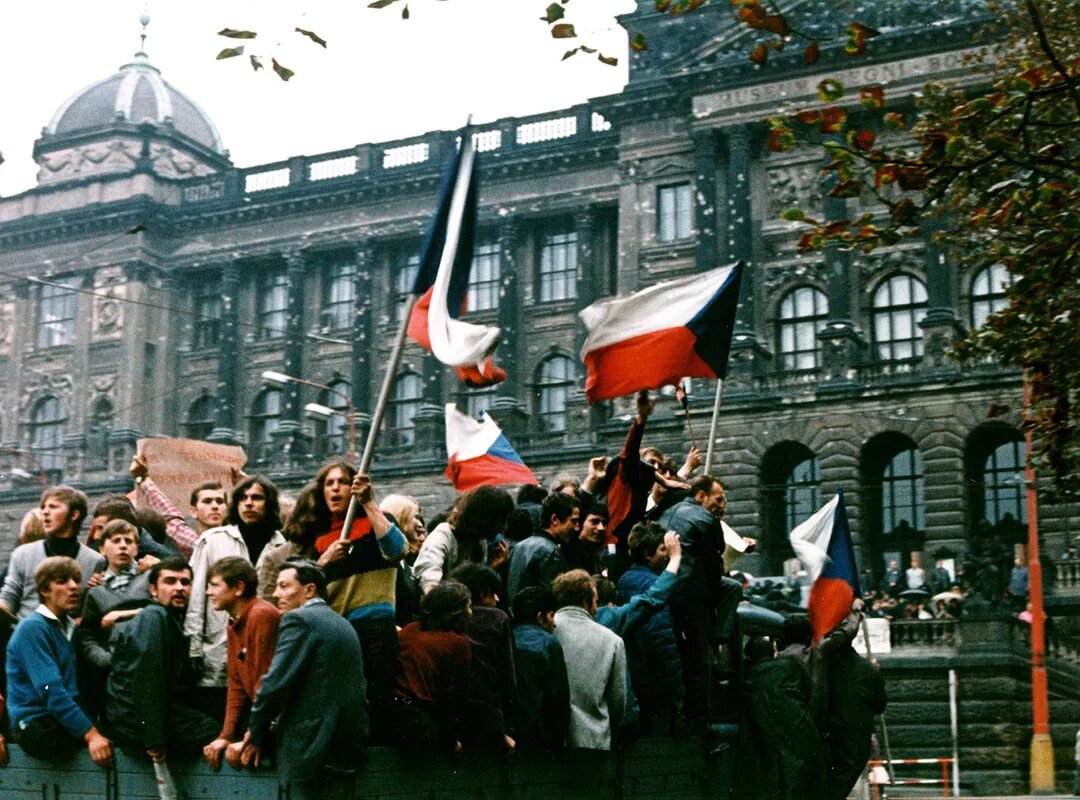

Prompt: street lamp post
[{"left": 261, "top": 370, "right": 357, "bottom": 463}]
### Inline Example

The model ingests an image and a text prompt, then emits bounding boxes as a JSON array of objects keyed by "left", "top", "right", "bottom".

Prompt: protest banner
[{"left": 134, "top": 438, "right": 247, "bottom": 514}]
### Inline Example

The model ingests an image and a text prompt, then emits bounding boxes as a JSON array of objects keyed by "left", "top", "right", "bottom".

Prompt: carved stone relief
[
  {"left": 35, "top": 139, "right": 138, "bottom": 185},
  {"left": 21, "top": 370, "right": 74, "bottom": 413},
  {"left": 765, "top": 163, "right": 822, "bottom": 216},
  {"left": 149, "top": 143, "right": 216, "bottom": 180},
  {"left": 0, "top": 297, "right": 14, "bottom": 355},
  {"left": 92, "top": 266, "right": 126, "bottom": 340},
  {"left": 763, "top": 259, "right": 829, "bottom": 298},
  {"left": 854, "top": 246, "right": 925, "bottom": 283}
]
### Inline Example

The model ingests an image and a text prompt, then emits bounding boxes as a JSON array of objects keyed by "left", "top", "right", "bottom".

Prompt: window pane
[
  {"left": 394, "top": 252, "right": 421, "bottom": 323},
  {"left": 323, "top": 260, "right": 356, "bottom": 331},
  {"left": 390, "top": 373, "right": 423, "bottom": 446},
  {"left": 259, "top": 271, "right": 288, "bottom": 339},
  {"left": 776, "top": 287, "right": 828, "bottom": 371},
  {"left": 467, "top": 241, "right": 501, "bottom": 312},
  {"left": 536, "top": 356, "right": 576, "bottom": 432},
  {"left": 539, "top": 230, "right": 577, "bottom": 302},
  {"left": 37, "top": 278, "right": 78, "bottom": 348},
  {"left": 873, "top": 275, "right": 928, "bottom": 362}
]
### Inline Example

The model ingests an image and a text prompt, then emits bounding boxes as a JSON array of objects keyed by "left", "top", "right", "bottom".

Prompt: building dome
[{"left": 45, "top": 51, "right": 225, "bottom": 154}]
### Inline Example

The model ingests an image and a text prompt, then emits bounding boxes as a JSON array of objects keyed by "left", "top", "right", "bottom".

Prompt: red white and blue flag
[
  {"left": 789, "top": 489, "right": 862, "bottom": 643},
  {"left": 444, "top": 404, "right": 537, "bottom": 491},
  {"left": 578, "top": 262, "right": 743, "bottom": 403},
  {"left": 407, "top": 132, "right": 505, "bottom": 387}
]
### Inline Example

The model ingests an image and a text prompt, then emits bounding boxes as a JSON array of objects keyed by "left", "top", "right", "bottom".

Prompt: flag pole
[
  {"left": 339, "top": 295, "right": 417, "bottom": 540},
  {"left": 703, "top": 378, "right": 724, "bottom": 473},
  {"left": 860, "top": 615, "right": 896, "bottom": 785},
  {"left": 676, "top": 381, "right": 699, "bottom": 452}
]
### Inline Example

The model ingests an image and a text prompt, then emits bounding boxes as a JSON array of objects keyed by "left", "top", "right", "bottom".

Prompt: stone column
[
  {"left": 351, "top": 240, "right": 374, "bottom": 415},
  {"left": 919, "top": 215, "right": 962, "bottom": 370},
  {"left": 271, "top": 252, "right": 312, "bottom": 464},
  {"left": 694, "top": 129, "right": 720, "bottom": 275},
  {"left": 208, "top": 261, "right": 241, "bottom": 444},
  {"left": 573, "top": 208, "right": 596, "bottom": 356},
  {"left": 496, "top": 218, "right": 522, "bottom": 398}
]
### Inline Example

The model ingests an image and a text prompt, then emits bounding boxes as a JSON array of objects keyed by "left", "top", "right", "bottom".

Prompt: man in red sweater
[{"left": 201, "top": 557, "right": 280, "bottom": 770}]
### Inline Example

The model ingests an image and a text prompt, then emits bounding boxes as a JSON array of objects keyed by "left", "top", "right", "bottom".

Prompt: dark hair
[
  {"left": 99, "top": 519, "right": 138, "bottom": 544},
  {"left": 149, "top": 556, "right": 193, "bottom": 586},
  {"left": 209, "top": 556, "right": 258, "bottom": 599},
  {"left": 552, "top": 569, "right": 595, "bottom": 610},
  {"left": 504, "top": 508, "right": 536, "bottom": 543},
  {"left": 449, "top": 486, "right": 515, "bottom": 544},
  {"left": 592, "top": 575, "right": 619, "bottom": 606},
  {"left": 583, "top": 501, "right": 608, "bottom": 522},
  {"left": 540, "top": 493, "right": 580, "bottom": 530},
  {"left": 135, "top": 507, "right": 168, "bottom": 544},
  {"left": 745, "top": 636, "right": 776, "bottom": 665},
  {"left": 627, "top": 520, "right": 666, "bottom": 563},
  {"left": 516, "top": 484, "right": 547, "bottom": 505},
  {"left": 92, "top": 495, "right": 137, "bottom": 526},
  {"left": 512, "top": 586, "right": 557, "bottom": 626},
  {"left": 420, "top": 580, "right": 471, "bottom": 632},
  {"left": 450, "top": 562, "right": 503, "bottom": 604},
  {"left": 40, "top": 486, "right": 88, "bottom": 533},
  {"left": 782, "top": 616, "right": 813, "bottom": 649},
  {"left": 34, "top": 556, "right": 81, "bottom": 596},
  {"left": 280, "top": 558, "right": 328, "bottom": 599},
  {"left": 228, "top": 474, "right": 281, "bottom": 528},
  {"left": 190, "top": 481, "right": 226, "bottom": 508},
  {"left": 689, "top": 474, "right": 721, "bottom": 498},
  {"left": 283, "top": 461, "right": 356, "bottom": 547}
]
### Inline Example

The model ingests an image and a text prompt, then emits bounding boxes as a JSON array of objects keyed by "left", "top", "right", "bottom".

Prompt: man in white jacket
[{"left": 551, "top": 568, "right": 627, "bottom": 751}]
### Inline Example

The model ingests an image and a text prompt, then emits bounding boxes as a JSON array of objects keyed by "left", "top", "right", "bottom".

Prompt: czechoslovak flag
[
  {"left": 578, "top": 262, "right": 743, "bottom": 403},
  {"left": 789, "top": 489, "right": 862, "bottom": 643},
  {"left": 444, "top": 404, "right": 537, "bottom": 491},
  {"left": 407, "top": 131, "right": 505, "bottom": 387}
]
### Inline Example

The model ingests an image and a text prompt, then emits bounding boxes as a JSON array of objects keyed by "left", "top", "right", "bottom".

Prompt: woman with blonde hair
[{"left": 381, "top": 494, "right": 426, "bottom": 627}]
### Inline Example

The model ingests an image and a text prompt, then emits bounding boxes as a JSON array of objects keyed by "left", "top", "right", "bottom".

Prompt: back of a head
[
  {"left": 92, "top": 495, "right": 137, "bottom": 526},
  {"left": 452, "top": 486, "right": 515, "bottom": 542},
  {"left": 420, "top": 580, "right": 471, "bottom": 632},
  {"left": 627, "top": 520, "right": 665, "bottom": 563},
  {"left": 540, "top": 492, "right": 580, "bottom": 530},
  {"left": 549, "top": 472, "right": 580, "bottom": 495},
  {"left": 134, "top": 507, "right": 168, "bottom": 543},
  {"left": 782, "top": 615, "right": 813, "bottom": 649},
  {"left": 552, "top": 569, "right": 594, "bottom": 610},
  {"left": 18, "top": 509, "right": 45, "bottom": 545},
  {"left": 512, "top": 586, "right": 557, "bottom": 626},
  {"left": 450, "top": 561, "right": 503, "bottom": 605},
  {"left": 593, "top": 575, "right": 619, "bottom": 606},
  {"left": 504, "top": 507, "right": 537, "bottom": 542},
  {"left": 516, "top": 484, "right": 548, "bottom": 506},
  {"left": 745, "top": 635, "right": 776, "bottom": 666},
  {"left": 688, "top": 474, "right": 719, "bottom": 499}
]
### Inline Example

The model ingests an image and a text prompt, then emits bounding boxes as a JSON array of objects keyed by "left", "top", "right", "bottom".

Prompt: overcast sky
[{"left": 0, "top": 0, "right": 634, "bottom": 196}]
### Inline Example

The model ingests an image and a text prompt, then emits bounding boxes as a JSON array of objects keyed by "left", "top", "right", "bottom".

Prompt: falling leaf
[
  {"left": 762, "top": 14, "right": 790, "bottom": 36},
  {"left": 884, "top": 112, "right": 905, "bottom": 131},
  {"left": 551, "top": 23, "right": 577, "bottom": 39},
  {"left": 852, "top": 130, "right": 877, "bottom": 151},
  {"left": 766, "top": 127, "right": 794, "bottom": 152},
  {"left": 218, "top": 28, "right": 257, "bottom": 39},
  {"left": 216, "top": 46, "right": 245, "bottom": 60},
  {"left": 795, "top": 109, "right": 821, "bottom": 125},
  {"left": 541, "top": 3, "right": 565, "bottom": 23},
  {"left": 562, "top": 48, "right": 579, "bottom": 61},
  {"left": 580, "top": 45, "right": 597, "bottom": 53},
  {"left": 897, "top": 167, "right": 927, "bottom": 190},
  {"left": 828, "top": 180, "right": 862, "bottom": 198},
  {"left": 780, "top": 208, "right": 805, "bottom": 222},
  {"left": 402, "top": 4, "right": 410, "bottom": 18},
  {"left": 738, "top": 6, "right": 767, "bottom": 27},
  {"left": 686, "top": 0, "right": 707, "bottom": 10},
  {"left": 630, "top": 32, "right": 648, "bottom": 52},
  {"left": 859, "top": 85, "right": 885, "bottom": 109},
  {"left": 848, "top": 22, "right": 881, "bottom": 39},
  {"left": 367, "top": 0, "right": 398, "bottom": 7},
  {"left": 817, "top": 79, "right": 844, "bottom": 102},
  {"left": 598, "top": 52, "right": 618, "bottom": 66},
  {"left": 874, "top": 165, "right": 898, "bottom": 188},
  {"left": 820, "top": 107, "right": 848, "bottom": 133},
  {"left": 804, "top": 40, "right": 820, "bottom": 65},
  {"left": 272, "top": 58, "right": 295, "bottom": 82},
  {"left": 749, "top": 43, "right": 768, "bottom": 65},
  {"left": 295, "top": 28, "right": 327, "bottom": 47},
  {"left": 655, "top": 0, "right": 672, "bottom": 10},
  {"left": 250, "top": 55, "right": 264, "bottom": 71}
]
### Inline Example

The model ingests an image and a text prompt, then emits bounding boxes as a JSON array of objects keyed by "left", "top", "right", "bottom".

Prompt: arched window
[
  {"left": 861, "top": 433, "right": 925, "bottom": 578},
  {"left": 319, "top": 380, "right": 352, "bottom": 455},
  {"left": 872, "top": 275, "right": 928, "bottom": 362},
  {"left": 30, "top": 396, "right": 66, "bottom": 476},
  {"left": 322, "top": 259, "right": 356, "bottom": 331},
  {"left": 186, "top": 395, "right": 216, "bottom": 440},
  {"left": 965, "top": 426, "right": 1026, "bottom": 535},
  {"left": 536, "top": 355, "right": 577, "bottom": 433},
  {"left": 249, "top": 389, "right": 282, "bottom": 460},
  {"left": 970, "top": 263, "right": 1012, "bottom": 330},
  {"left": 389, "top": 373, "right": 424, "bottom": 446},
  {"left": 760, "top": 442, "right": 819, "bottom": 574},
  {"left": 777, "top": 287, "right": 828, "bottom": 371}
]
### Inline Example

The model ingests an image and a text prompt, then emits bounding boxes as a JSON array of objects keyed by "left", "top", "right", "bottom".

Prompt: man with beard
[
  {"left": 104, "top": 557, "right": 219, "bottom": 767},
  {"left": 1, "top": 486, "right": 104, "bottom": 620},
  {"left": 184, "top": 475, "right": 286, "bottom": 713}
]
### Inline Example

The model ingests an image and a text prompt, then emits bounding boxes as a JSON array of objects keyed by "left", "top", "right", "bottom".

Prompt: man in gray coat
[
  {"left": 233, "top": 560, "right": 368, "bottom": 796},
  {"left": 551, "top": 569, "right": 627, "bottom": 751}
]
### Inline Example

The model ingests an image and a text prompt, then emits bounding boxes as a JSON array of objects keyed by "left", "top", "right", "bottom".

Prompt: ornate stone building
[{"left": 0, "top": 0, "right": 1076, "bottom": 585}]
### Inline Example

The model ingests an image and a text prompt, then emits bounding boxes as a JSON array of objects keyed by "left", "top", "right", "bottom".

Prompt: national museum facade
[{"left": 0, "top": 0, "right": 1075, "bottom": 581}]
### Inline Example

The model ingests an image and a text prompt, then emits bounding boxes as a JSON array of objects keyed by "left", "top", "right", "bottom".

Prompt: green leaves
[
  {"left": 817, "top": 79, "right": 844, "bottom": 102},
  {"left": 630, "top": 32, "right": 648, "bottom": 52},
  {"left": 551, "top": 23, "right": 577, "bottom": 39},
  {"left": 541, "top": 3, "right": 565, "bottom": 23},
  {"left": 272, "top": 58, "right": 294, "bottom": 82},
  {"left": 218, "top": 28, "right": 257, "bottom": 39},
  {"left": 216, "top": 46, "right": 245, "bottom": 60},
  {"left": 295, "top": 28, "right": 327, "bottom": 47}
]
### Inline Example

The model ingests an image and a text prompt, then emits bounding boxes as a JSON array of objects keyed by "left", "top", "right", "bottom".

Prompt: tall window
[
  {"left": 30, "top": 396, "right": 66, "bottom": 475},
  {"left": 464, "top": 385, "right": 498, "bottom": 419},
  {"left": 536, "top": 355, "right": 577, "bottom": 433},
  {"left": 393, "top": 250, "right": 421, "bottom": 323},
  {"left": 882, "top": 448, "right": 925, "bottom": 534},
  {"left": 872, "top": 274, "right": 928, "bottom": 362},
  {"left": 468, "top": 241, "right": 501, "bottom": 312},
  {"left": 760, "top": 443, "right": 818, "bottom": 573},
  {"left": 249, "top": 389, "right": 282, "bottom": 459},
  {"left": 658, "top": 183, "right": 693, "bottom": 241},
  {"left": 777, "top": 287, "right": 828, "bottom": 371},
  {"left": 390, "top": 373, "right": 423, "bottom": 446},
  {"left": 322, "top": 260, "right": 356, "bottom": 331},
  {"left": 538, "top": 230, "right": 577, "bottom": 302},
  {"left": 983, "top": 439, "right": 1026, "bottom": 525},
  {"left": 186, "top": 395, "right": 216, "bottom": 440},
  {"left": 320, "top": 380, "right": 352, "bottom": 455},
  {"left": 258, "top": 270, "right": 288, "bottom": 340},
  {"left": 971, "top": 263, "right": 1011, "bottom": 330},
  {"left": 37, "top": 278, "right": 78, "bottom": 348},
  {"left": 785, "top": 456, "right": 821, "bottom": 533},
  {"left": 192, "top": 278, "right": 222, "bottom": 348}
]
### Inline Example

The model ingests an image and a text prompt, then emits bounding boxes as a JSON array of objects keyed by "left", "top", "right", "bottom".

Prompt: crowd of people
[{"left": 0, "top": 390, "right": 883, "bottom": 800}]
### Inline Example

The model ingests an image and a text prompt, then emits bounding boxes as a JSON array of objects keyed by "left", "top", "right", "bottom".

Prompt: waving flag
[
  {"left": 444, "top": 404, "right": 537, "bottom": 491},
  {"left": 578, "top": 262, "right": 743, "bottom": 403},
  {"left": 789, "top": 489, "right": 861, "bottom": 642},
  {"left": 407, "top": 132, "right": 505, "bottom": 387}
]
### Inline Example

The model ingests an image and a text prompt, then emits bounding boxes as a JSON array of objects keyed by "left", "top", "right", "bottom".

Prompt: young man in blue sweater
[{"left": 6, "top": 556, "right": 113, "bottom": 766}]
